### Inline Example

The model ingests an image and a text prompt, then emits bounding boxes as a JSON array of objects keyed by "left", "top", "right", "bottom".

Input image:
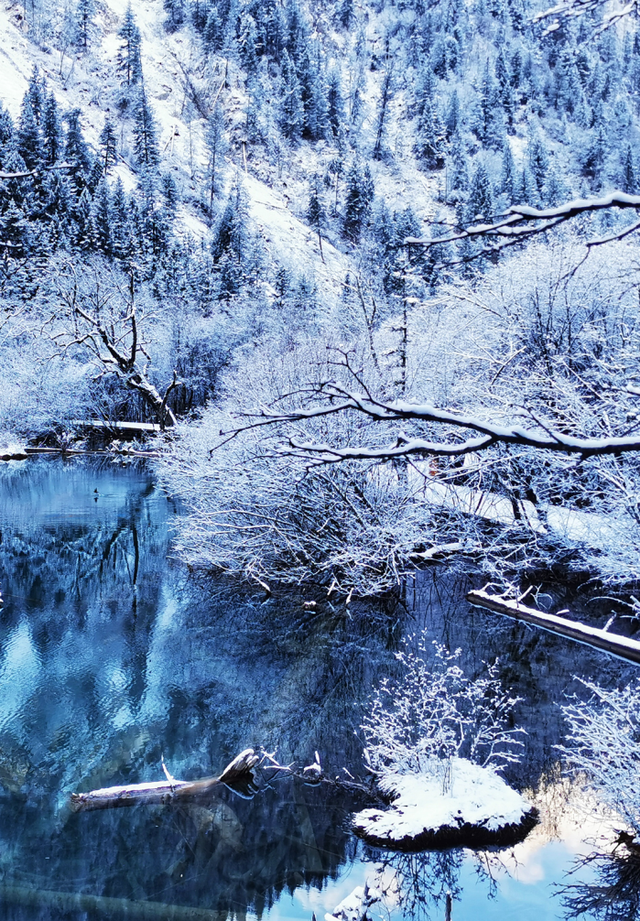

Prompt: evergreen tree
[
  {"left": 133, "top": 90, "right": 160, "bottom": 170},
  {"left": 465, "top": 163, "right": 494, "bottom": 222},
  {"left": 64, "top": 109, "right": 93, "bottom": 195},
  {"left": 94, "top": 178, "right": 113, "bottom": 255},
  {"left": 42, "top": 92, "right": 63, "bottom": 166},
  {"left": 75, "top": 0, "right": 96, "bottom": 50},
  {"left": 111, "top": 177, "right": 131, "bottom": 259},
  {"left": 204, "top": 104, "right": 227, "bottom": 208},
  {"left": 0, "top": 106, "right": 16, "bottom": 168},
  {"left": 204, "top": 5, "right": 224, "bottom": 51},
  {"left": 415, "top": 98, "right": 447, "bottom": 170},
  {"left": 164, "top": 0, "right": 186, "bottom": 32},
  {"left": 307, "top": 174, "right": 325, "bottom": 230},
  {"left": 528, "top": 132, "right": 549, "bottom": 194},
  {"left": 500, "top": 141, "right": 516, "bottom": 202},
  {"left": 337, "top": 0, "right": 353, "bottom": 29},
  {"left": 239, "top": 15, "right": 259, "bottom": 72},
  {"left": 17, "top": 95, "right": 42, "bottom": 170},
  {"left": 444, "top": 88, "right": 460, "bottom": 139},
  {"left": 495, "top": 49, "right": 514, "bottom": 128},
  {"left": 117, "top": 5, "right": 143, "bottom": 86},
  {"left": 447, "top": 129, "right": 468, "bottom": 199},
  {"left": 343, "top": 160, "right": 374, "bottom": 242},
  {"left": 326, "top": 68, "right": 345, "bottom": 141},
  {"left": 191, "top": 0, "right": 211, "bottom": 32},
  {"left": 73, "top": 188, "right": 97, "bottom": 250},
  {"left": 473, "top": 64, "right": 505, "bottom": 148},
  {"left": 99, "top": 118, "right": 118, "bottom": 174},
  {"left": 622, "top": 144, "right": 636, "bottom": 193},
  {"left": 212, "top": 180, "right": 251, "bottom": 298},
  {"left": 26, "top": 69, "right": 45, "bottom": 125},
  {"left": 298, "top": 45, "right": 328, "bottom": 141},
  {"left": 279, "top": 50, "right": 304, "bottom": 142}
]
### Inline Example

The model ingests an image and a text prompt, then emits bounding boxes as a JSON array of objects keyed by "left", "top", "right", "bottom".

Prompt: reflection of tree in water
[
  {"left": 559, "top": 847, "right": 640, "bottom": 921},
  {"left": 360, "top": 846, "right": 506, "bottom": 921},
  {"left": 0, "top": 777, "right": 359, "bottom": 919}
]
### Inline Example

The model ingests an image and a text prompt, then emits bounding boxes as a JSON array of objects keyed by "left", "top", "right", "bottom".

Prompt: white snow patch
[{"left": 354, "top": 758, "right": 530, "bottom": 844}]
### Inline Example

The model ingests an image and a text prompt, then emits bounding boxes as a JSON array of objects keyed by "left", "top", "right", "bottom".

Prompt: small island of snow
[{"left": 353, "top": 757, "right": 537, "bottom": 850}]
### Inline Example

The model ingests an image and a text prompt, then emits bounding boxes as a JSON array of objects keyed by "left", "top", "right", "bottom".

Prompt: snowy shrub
[
  {"left": 560, "top": 680, "right": 640, "bottom": 831},
  {"left": 361, "top": 632, "right": 524, "bottom": 778}
]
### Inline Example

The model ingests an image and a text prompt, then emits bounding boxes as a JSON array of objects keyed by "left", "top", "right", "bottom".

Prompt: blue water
[{"left": 0, "top": 456, "right": 626, "bottom": 920}]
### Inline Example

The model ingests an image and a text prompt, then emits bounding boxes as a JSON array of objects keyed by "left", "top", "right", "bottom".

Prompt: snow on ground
[{"left": 353, "top": 757, "right": 531, "bottom": 844}]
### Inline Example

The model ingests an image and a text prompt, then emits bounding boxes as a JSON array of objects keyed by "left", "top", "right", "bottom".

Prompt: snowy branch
[
  {"left": 230, "top": 382, "right": 640, "bottom": 464},
  {"left": 407, "top": 193, "right": 640, "bottom": 263}
]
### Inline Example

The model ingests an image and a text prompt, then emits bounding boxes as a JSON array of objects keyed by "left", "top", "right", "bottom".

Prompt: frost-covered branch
[
  {"left": 231, "top": 381, "right": 640, "bottom": 465},
  {"left": 533, "top": 0, "right": 638, "bottom": 33},
  {"left": 407, "top": 193, "right": 640, "bottom": 264}
]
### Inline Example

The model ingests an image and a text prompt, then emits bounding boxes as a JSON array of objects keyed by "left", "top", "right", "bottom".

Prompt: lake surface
[{"left": 0, "top": 456, "right": 635, "bottom": 921}]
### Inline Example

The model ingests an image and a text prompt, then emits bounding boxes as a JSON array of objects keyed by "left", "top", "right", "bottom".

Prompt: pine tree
[
  {"left": 465, "top": 163, "right": 494, "bottom": 222},
  {"left": 118, "top": 5, "right": 143, "bottom": 86},
  {"left": 239, "top": 15, "right": 259, "bottom": 72},
  {"left": 415, "top": 98, "right": 447, "bottom": 170},
  {"left": 444, "top": 89, "right": 460, "bottom": 138},
  {"left": 495, "top": 49, "right": 514, "bottom": 128},
  {"left": 343, "top": 160, "right": 374, "bottom": 242},
  {"left": 298, "top": 45, "right": 328, "bottom": 141},
  {"left": 17, "top": 95, "right": 42, "bottom": 170},
  {"left": 111, "top": 177, "right": 131, "bottom": 259},
  {"left": 0, "top": 106, "right": 16, "bottom": 168},
  {"left": 307, "top": 174, "right": 325, "bottom": 230},
  {"left": 212, "top": 180, "right": 251, "bottom": 298},
  {"left": 528, "top": 132, "right": 549, "bottom": 194},
  {"left": 164, "top": 0, "right": 186, "bottom": 32},
  {"left": 337, "top": 0, "right": 353, "bottom": 29},
  {"left": 500, "top": 142, "right": 516, "bottom": 202},
  {"left": 133, "top": 90, "right": 160, "bottom": 170},
  {"left": 26, "top": 69, "right": 45, "bottom": 125},
  {"left": 99, "top": 118, "right": 118, "bottom": 174},
  {"left": 204, "top": 6, "right": 224, "bottom": 52},
  {"left": 622, "top": 144, "right": 636, "bottom": 193},
  {"left": 94, "top": 178, "right": 113, "bottom": 255},
  {"left": 279, "top": 50, "right": 304, "bottom": 142},
  {"left": 326, "top": 68, "right": 345, "bottom": 141},
  {"left": 42, "top": 92, "right": 63, "bottom": 166},
  {"left": 75, "top": 0, "right": 96, "bottom": 50},
  {"left": 64, "top": 109, "right": 93, "bottom": 195},
  {"left": 205, "top": 104, "right": 227, "bottom": 208},
  {"left": 447, "top": 129, "right": 468, "bottom": 199}
]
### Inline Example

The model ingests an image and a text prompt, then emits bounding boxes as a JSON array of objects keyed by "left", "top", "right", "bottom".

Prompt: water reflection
[
  {"left": 0, "top": 457, "right": 394, "bottom": 919},
  {"left": 0, "top": 456, "right": 634, "bottom": 920}
]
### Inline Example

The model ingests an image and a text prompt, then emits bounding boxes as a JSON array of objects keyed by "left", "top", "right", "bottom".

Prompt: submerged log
[
  {"left": 70, "top": 748, "right": 261, "bottom": 813},
  {"left": 467, "top": 589, "right": 640, "bottom": 665}
]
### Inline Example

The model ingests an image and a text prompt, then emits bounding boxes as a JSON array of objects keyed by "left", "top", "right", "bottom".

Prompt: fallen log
[
  {"left": 70, "top": 748, "right": 261, "bottom": 813},
  {"left": 467, "top": 589, "right": 640, "bottom": 665}
]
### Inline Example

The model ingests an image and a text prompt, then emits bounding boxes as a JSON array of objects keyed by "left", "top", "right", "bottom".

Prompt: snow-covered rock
[{"left": 353, "top": 758, "right": 537, "bottom": 850}]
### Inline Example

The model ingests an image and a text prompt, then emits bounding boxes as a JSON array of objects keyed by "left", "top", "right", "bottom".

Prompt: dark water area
[{"left": 0, "top": 456, "right": 635, "bottom": 921}]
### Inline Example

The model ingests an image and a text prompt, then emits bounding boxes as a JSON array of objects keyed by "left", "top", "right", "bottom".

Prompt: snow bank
[{"left": 354, "top": 758, "right": 536, "bottom": 850}]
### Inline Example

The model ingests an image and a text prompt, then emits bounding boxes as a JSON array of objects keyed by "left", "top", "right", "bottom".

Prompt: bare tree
[{"left": 54, "top": 262, "right": 179, "bottom": 429}]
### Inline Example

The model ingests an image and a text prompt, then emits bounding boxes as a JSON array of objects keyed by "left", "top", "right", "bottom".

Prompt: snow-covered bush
[
  {"left": 361, "top": 632, "right": 524, "bottom": 779},
  {"left": 560, "top": 680, "right": 640, "bottom": 831}
]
